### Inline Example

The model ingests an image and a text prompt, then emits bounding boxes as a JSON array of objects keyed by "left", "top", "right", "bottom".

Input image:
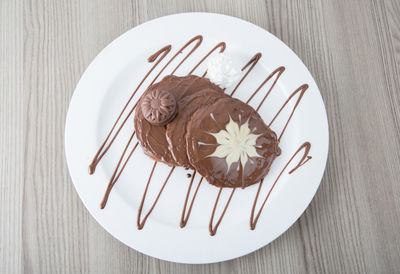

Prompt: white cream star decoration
[{"left": 207, "top": 116, "right": 262, "bottom": 171}]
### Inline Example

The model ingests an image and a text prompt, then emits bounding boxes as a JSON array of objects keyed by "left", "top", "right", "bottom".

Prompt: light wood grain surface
[{"left": 1, "top": 0, "right": 400, "bottom": 273}]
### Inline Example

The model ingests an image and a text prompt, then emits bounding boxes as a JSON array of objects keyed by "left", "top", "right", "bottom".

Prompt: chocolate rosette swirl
[{"left": 141, "top": 89, "right": 177, "bottom": 126}]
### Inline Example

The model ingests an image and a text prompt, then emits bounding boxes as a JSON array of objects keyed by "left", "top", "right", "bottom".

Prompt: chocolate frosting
[
  {"left": 136, "top": 74, "right": 281, "bottom": 188},
  {"left": 186, "top": 97, "right": 281, "bottom": 188},
  {"left": 166, "top": 89, "right": 229, "bottom": 167}
]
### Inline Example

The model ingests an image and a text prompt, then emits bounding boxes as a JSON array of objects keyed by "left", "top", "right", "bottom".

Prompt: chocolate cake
[{"left": 134, "top": 74, "right": 281, "bottom": 188}]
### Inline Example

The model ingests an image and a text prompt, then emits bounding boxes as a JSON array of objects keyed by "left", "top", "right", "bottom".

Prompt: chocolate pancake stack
[{"left": 134, "top": 75, "right": 281, "bottom": 188}]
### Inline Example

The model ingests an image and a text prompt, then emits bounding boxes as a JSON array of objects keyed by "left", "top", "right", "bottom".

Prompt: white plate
[{"left": 65, "top": 13, "right": 329, "bottom": 264}]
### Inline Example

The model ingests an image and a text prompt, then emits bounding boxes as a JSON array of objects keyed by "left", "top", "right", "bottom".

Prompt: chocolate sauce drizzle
[
  {"left": 100, "top": 131, "right": 138, "bottom": 209},
  {"left": 90, "top": 35, "right": 205, "bottom": 176},
  {"left": 170, "top": 36, "right": 203, "bottom": 75},
  {"left": 209, "top": 187, "right": 236, "bottom": 236},
  {"left": 91, "top": 35, "right": 313, "bottom": 236},
  {"left": 249, "top": 66, "right": 285, "bottom": 107},
  {"left": 204, "top": 61, "right": 308, "bottom": 235},
  {"left": 250, "top": 142, "right": 312, "bottom": 230},
  {"left": 98, "top": 37, "right": 231, "bottom": 221},
  {"left": 269, "top": 84, "right": 309, "bottom": 141},
  {"left": 230, "top": 53, "right": 262, "bottom": 96},
  {"left": 137, "top": 163, "right": 175, "bottom": 229},
  {"left": 96, "top": 36, "right": 207, "bottom": 207},
  {"left": 189, "top": 42, "right": 226, "bottom": 75},
  {"left": 179, "top": 52, "right": 265, "bottom": 229},
  {"left": 180, "top": 171, "right": 204, "bottom": 228},
  {"left": 89, "top": 45, "right": 171, "bottom": 175}
]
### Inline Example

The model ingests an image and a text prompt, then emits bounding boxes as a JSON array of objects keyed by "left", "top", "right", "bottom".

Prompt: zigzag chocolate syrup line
[
  {"left": 89, "top": 45, "right": 171, "bottom": 175},
  {"left": 207, "top": 62, "right": 310, "bottom": 235},
  {"left": 188, "top": 42, "right": 226, "bottom": 75},
  {"left": 181, "top": 52, "right": 263, "bottom": 229},
  {"left": 180, "top": 171, "right": 204, "bottom": 228},
  {"left": 250, "top": 142, "right": 312, "bottom": 229},
  {"left": 230, "top": 53, "right": 262, "bottom": 96},
  {"left": 100, "top": 38, "right": 230, "bottom": 227},
  {"left": 269, "top": 84, "right": 309, "bottom": 141},
  {"left": 195, "top": 43, "right": 227, "bottom": 78},
  {"left": 248, "top": 66, "right": 285, "bottom": 106},
  {"left": 136, "top": 48, "right": 310, "bottom": 234},
  {"left": 138, "top": 41, "right": 231, "bottom": 229},
  {"left": 98, "top": 36, "right": 206, "bottom": 208},
  {"left": 209, "top": 187, "right": 236, "bottom": 236},
  {"left": 90, "top": 35, "right": 203, "bottom": 177},
  {"left": 137, "top": 164, "right": 176, "bottom": 230},
  {"left": 180, "top": 43, "right": 227, "bottom": 228},
  {"left": 94, "top": 36, "right": 312, "bottom": 235},
  {"left": 100, "top": 131, "right": 138, "bottom": 209}
]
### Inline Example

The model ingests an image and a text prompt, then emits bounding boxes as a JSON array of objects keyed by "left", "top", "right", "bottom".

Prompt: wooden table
[{"left": 2, "top": 0, "right": 400, "bottom": 273}]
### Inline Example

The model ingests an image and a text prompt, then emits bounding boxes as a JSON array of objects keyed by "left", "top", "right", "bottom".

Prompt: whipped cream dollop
[{"left": 206, "top": 53, "right": 241, "bottom": 89}]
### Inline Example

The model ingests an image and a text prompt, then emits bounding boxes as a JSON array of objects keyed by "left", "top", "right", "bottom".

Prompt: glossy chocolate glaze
[
  {"left": 185, "top": 97, "right": 281, "bottom": 188},
  {"left": 166, "top": 89, "right": 229, "bottom": 167}
]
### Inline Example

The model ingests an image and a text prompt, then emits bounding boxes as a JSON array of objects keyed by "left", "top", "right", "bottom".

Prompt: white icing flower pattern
[{"left": 207, "top": 116, "right": 262, "bottom": 171}]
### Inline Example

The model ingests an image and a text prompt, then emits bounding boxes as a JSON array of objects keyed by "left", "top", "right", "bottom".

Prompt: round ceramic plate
[{"left": 65, "top": 13, "right": 328, "bottom": 264}]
